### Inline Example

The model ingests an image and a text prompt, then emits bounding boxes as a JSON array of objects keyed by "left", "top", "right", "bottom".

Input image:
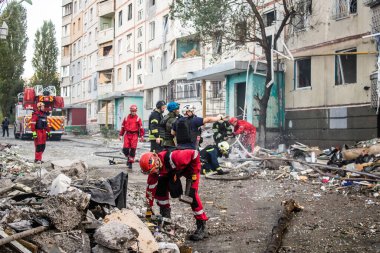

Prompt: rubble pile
[
  {"left": 0, "top": 143, "right": 193, "bottom": 253},
  {"left": 225, "top": 140, "right": 380, "bottom": 198}
]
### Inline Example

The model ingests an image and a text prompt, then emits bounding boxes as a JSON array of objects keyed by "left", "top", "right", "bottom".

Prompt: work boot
[
  {"left": 190, "top": 220, "right": 208, "bottom": 241},
  {"left": 160, "top": 207, "right": 171, "bottom": 219},
  {"left": 216, "top": 168, "right": 229, "bottom": 175}
]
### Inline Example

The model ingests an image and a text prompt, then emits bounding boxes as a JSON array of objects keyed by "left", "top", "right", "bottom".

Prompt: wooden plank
[{"left": 0, "top": 229, "right": 31, "bottom": 253}]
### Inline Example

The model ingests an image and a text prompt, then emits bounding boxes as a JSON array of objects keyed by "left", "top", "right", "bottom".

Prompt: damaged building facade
[{"left": 284, "top": 0, "right": 378, "bottom": 147}]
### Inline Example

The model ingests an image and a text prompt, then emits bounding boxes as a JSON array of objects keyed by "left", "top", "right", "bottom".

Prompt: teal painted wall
[
  {"left": 114, "top": 96, "right": 143, "bottom": 130},
  {"left": 226, "top": 70, "right": 284, "bottom": 128}
]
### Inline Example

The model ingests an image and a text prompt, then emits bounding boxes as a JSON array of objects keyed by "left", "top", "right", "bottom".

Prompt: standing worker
[
  {"left": 200, "top": 141, "right": 230, "bottom": 175},
  {"left": 229, "top": 117, "right": 257, "bottom": 152},
  {"left": 148, "top": 101, "right": 166, "bottom": 153},
  {"left": 212, "top": 119, "right": 233, "bottom": 144},
  {"left": 172, "top": 104, "right": 227, "bottom": 149},
  {"left": 1, "top": 117, "right": 9, "bottom": 137},
  {"left": 160, "top": 101, "right": 180, "bottom": 148},
  {"left": 119, "top": 105, "right": 145, "bottom": 169},
  {"left": 140, "top": 149, "right": 209, "bottom": 241},
  {"left": 30, "top": 102, "right": 51, "bottom": 163}
]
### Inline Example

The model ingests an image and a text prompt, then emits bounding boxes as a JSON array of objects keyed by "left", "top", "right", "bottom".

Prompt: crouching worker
[
  {"left": 200, "top": 141, "right": 230, "bottom": 175},
  {"left": 140, "top": 149, "right": 209, "bottom": 241}
]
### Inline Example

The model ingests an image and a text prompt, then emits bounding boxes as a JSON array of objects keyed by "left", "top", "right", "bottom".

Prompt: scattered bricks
[
  {"left": 28, "top": 230, "right": 91, "bottom": 253},
  {"left": 94, "top": 221, "right": 139, "bottom": 250}
]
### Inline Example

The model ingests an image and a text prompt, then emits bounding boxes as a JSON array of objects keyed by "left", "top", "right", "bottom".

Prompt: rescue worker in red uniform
[
  {"left": 140, "top": 149, "right": 208, "bottom": 241},
  {"left": 229, "top": 117, "right": 257, "bottom": 152},
  {"left": 119, "top": 105, "right": 145, "bottom": 169},
  {"left": 30, "top": 102, "right": 51, "bottom": 163}
]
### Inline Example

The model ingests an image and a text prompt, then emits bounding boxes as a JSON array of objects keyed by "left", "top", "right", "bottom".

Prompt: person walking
[
  {"left": 30, "top": 103, "right": 51, "bottom": 163},
  {"left": 119, "top": 105, "right": 145, "bottom": 169},
  {"left": 148, "top": 100, "right": 166, "bottom": 153},
  {"left": 1, "top": 117, "right": 9, "bottom": 137}
]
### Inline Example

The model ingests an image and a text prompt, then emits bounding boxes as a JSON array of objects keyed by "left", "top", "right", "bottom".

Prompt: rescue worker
[
  {"left": 1, "top": 117, "right": 9, "bottom": 137},
  {"left": 229, "top": 117, "right": 257, "bottom": 152},
  {"left": 200, "top": 141, "right": 230, "bottom": 175},
  {"left": 148, "top": 100, "right": 166, "bottom": 153},
  {"left": 172, "top": 104, "right": 228, "bottom": 150},
  {"left": 140, "top": 149, "right": 208, "bottom": 241},
  {"left": 30, "top": 102, "right": 51, "bottom": 163},
  {"left": 160, "top": 101, "right": 180, "bottom": 148},
  {"left": 119, "top": 105, "right": 145, "bottom": 169},
  {"left": 212, "top": 119, "right": 233, "bottom": 144}
]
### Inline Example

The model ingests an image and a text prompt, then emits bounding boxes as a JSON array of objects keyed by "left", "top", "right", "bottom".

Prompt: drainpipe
[
  {"left": 202, "top": 79, "right": 206, "bottom": 117},
  {"left": 105, "top": 101, "right": 109, "bottom": 129}
]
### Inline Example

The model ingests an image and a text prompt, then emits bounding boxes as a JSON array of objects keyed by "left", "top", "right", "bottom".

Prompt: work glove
[
  {"left": 140, "top": 137, "right": 145, "bottom": 142},
  {"left": 32, "top": 131, "right": 37, "bottom": 139},
  {"left": 47, "top": 132, "right": 52, "bottom": 138},
  {"left": 145, "top": 207, "right": 154, "bottom": 219}
]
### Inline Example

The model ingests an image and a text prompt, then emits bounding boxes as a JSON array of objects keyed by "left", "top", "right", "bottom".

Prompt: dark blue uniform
[{"left": 200, "top": 145, "right": 224, "bottom": 175}]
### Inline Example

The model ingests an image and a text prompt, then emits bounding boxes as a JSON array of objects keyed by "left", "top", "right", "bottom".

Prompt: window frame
[{"left": 294, "top": 58, "right": 312, "bottom": 89}]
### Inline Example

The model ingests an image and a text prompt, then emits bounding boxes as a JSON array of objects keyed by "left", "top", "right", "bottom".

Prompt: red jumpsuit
[
  {"left": 119, "top": 114, "right": 144, "bottom": 163},
  {"left": 146, "top": 149, "right": 208, "bottom": 221},
  {"left": 30, "top": 110, "right": 51, "bottom": 162},
  {"left": 234, "top": 120, "right": 257, "bottom": 152}
]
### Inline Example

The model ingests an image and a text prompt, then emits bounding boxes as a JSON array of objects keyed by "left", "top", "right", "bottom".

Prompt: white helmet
[
  {"left": 182, "top": 104, "right": 196, "bottom": 115},
  {"left": 218, "top": 141, "right": 230, "bottom": 156}
]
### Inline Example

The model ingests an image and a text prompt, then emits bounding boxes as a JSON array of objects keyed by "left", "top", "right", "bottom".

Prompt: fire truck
[{"left": 14, "top": 85, "right": 65, "bottom": 140}]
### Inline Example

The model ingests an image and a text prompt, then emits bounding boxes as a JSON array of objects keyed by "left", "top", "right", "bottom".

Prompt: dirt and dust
[{"left": 1, "top": 135, "right": 379, "bottom": 253}]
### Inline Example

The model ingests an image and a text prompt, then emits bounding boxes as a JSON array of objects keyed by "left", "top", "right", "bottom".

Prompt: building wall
[{"left": 283, "top": 1, "right": 378, "bottom": 147}]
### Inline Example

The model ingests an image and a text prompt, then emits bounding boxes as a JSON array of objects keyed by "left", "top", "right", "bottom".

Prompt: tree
[
  {"left": 31, "top": 20, "right": 59, "bottom": 92},
  {"left": 171, "top": 0, "right": 309, "bottom": 145},
  {"left": 0, "top": 1, "right": 28, "bottom": 119}
]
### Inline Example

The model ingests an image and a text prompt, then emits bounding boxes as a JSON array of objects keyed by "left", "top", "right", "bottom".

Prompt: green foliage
[
  {"left": 31, "top": 20, "right": 59, "bottom": 93},
  {"left": 100, "top": 126, "right": 118, "bottom": 139},
  {"left": 0, "top": 2, "right": 28, "bottom": 118}
]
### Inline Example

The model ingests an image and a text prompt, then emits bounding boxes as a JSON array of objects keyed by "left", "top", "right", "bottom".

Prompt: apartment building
[{"left": 284, "top": 0, "right": 377, "bottom": 147}]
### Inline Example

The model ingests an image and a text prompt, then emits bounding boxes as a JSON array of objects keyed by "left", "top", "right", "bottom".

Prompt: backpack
[{"left": 175, "top": 117, "right": 192, "bottom": 144}]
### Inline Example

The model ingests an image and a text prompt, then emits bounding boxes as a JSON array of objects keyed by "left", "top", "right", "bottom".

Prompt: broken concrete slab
[
  {"left": 41, "top": 160, "right": 87, "bottom": 186},
  {"left": 94, "top": 221, "right": 138, "bottom": 250},
  {"left": 42, "top": 188, "right": 90, "bottom": 231},
  {"left": 103, "top": 209, "right": 160, "bottom": 252}
]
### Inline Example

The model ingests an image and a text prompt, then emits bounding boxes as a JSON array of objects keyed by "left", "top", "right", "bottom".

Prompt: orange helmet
[
  {"left": 37, "top": 102, "right": 45, "bottom": 109},
  {"left": 130, "top": 104, "right": 137, "bottom": 112},
  {"left": 229, "top": 117, "right": 238, "bottom": 125},
  {"left": 139, "top": 152, "right": 161, "bottom": 174}
]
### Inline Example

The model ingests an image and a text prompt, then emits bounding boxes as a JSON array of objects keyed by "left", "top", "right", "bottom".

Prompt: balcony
[
  {"left": 61, "top": 56, "right": 71, "bottom": 66},
  {"left": 98, "top": 28, "right": 114, "bottom": 44},
  {"left": 97, "top": 56, "right": 114, "bottom": 71},
  {"left": 98, "top": 83, "right": 113, "bottom": 96},
  {"left": 61, "top": 76, "right": 71, "bottom": 87},
  {"left": 62, "top": 0, "right": 73, "bottom": 6},
  {"left": 62, "top": 13, "right": 72, "bottom": 25},
  {"left": 98, "top": 0, "right": 114, "bottom": 17},
  {"left": 62, "top": 35, "right": 71, "bottom": 46},
  {"left": 171, "top": 56, "right": 203, "bottom": 78},
  {"left": 364, "top": 0, "right": 380, "bottom": 7}
]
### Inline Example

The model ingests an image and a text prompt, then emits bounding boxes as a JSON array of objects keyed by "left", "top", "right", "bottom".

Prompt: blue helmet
[{"left": 167, "top": 101, "right": 180, "bottom": 112}]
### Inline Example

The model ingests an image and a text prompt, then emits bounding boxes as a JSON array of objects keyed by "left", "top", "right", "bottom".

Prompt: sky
[{"left": 23, "top": 0, "right": 62, "bottom": 78}]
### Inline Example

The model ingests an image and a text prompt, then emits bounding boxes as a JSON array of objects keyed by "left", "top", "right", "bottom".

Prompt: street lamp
[{"left": 0, "top": 21, "right": 8, "bottom": 39}]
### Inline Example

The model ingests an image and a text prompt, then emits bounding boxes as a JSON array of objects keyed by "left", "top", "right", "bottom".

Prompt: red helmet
[
  {"left": 229, "top": 117, "right": 238, "bottom": 125},
  {"left": 139, "top": 152, "right": 161, "bottom": 174},
  {"left": 130, "top": 104, "right": 137, "bottom": 112}
]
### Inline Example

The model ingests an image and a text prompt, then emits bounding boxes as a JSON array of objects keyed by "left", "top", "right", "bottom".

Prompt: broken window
[
  {"left": 211, "top": 81, "right": 223, "bottom": 98},
  {"left": 138, "top": 10, "right": 143, "bottom": 21},
  {"left": 118, "top": 10, "right": 123, "bottom": 27},
  {"left": 137, "top": 59, "right": 142, "bottom": 69},
  {"left": 292, "top": 0, "right": 312, "bottom": 32},
  {"left": 137, "top": 74, "right": 142, "bottom": 85},
  {"left": 295, "top": 58, "right": 311, "bottom": 88},
  {"left": 126, "top": 33, "right": 132, "bottom": 50},
  {"left": 145, "top": 89, "right": 153, "bottom": 109},
  {"left": 126, "top": 64, "right": 132, "bottom": 80},
  {"left": 149, "top": 56, "right": 154, "bottom": 73},
  {"left": 149, "top": 21, "right": 155, "bottom": 40},
  {"left": 117, "top": 68, "right": 122, "bottom": 84},
  {"left": 160, "top": 86, "right": 167, "bottom": 101},
  {"left": 335, "top": 48, "right": 357, "bottom": 85},
  {"left": 138, "top": 42, "right": 142, "bottom": 53},
  {"left": 212, "top": 32, "right": 223, "bottom": 55},
  {"left": 176, "top": 80, "right": 199, "bottom": 99},
  {"left": 161, "top": 51, "right": 168, "bottom": 70},
  {"left": 128, "top": 4, "right": 133, "bottom": 20},
  {"left": 264, "top": 10, "right": 276, "bottom": 27},
  {"left": 176, "top": 38, "right": 200, "bottom": 59},
  {"left": 103, "top": 45, "right": 112, "bottom": 56},
  {"left": 235, "top": 21, "right": 247, "bottom": 46},
  {"left": 333, "top": 0, "right": 357, "bottom": 20}
]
